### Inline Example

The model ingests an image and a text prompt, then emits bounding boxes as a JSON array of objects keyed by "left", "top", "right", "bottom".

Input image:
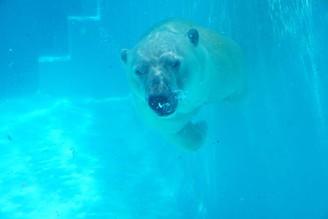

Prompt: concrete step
[{"left": 38, "top": 0, "right": 113, "bottom": 98}]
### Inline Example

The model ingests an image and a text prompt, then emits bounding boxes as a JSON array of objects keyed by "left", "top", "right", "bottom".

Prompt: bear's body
[{"left": 121, "top": 20, "right": 246, "bottom": 150}]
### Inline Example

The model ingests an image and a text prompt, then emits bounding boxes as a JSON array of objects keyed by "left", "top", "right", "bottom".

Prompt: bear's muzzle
[{"left": 147, "top": 91, "right": 178, "bottom": 117}]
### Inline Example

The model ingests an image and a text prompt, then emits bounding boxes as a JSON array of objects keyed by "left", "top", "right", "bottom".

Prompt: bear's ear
[
  {"left": 186, "top": 28, "right": 199, "bottom": 46},
  {"left": 120, "top": 49, "right": 130, "bottom": 64}
]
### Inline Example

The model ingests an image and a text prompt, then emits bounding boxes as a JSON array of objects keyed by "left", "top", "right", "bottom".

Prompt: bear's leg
[{"left": 170, "top": 121, "right": 208, "bottom": 150}]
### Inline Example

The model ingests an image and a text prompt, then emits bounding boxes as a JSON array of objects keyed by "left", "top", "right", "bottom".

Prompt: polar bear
[{"left": 120, "top": 19, "right": 246, "bottom": 150}]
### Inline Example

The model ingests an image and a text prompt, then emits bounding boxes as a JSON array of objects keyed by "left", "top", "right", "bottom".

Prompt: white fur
[{"left": 122, "top": 20, "right": 246, "bottom": 150}]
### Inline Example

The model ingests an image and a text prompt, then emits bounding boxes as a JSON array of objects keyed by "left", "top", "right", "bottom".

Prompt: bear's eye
[
  {"left": 134, "top": 63, "right": 149, "bottom": 76},
  {"left": 163, "top": 57, "right": 181, "bottom": 69},
  {"left": 134, "top": 66, "right": 147, "bottom": 76},
  {"left": 172, "top": 59, "right": 181, "bottom": 69},
  {"left": 160, "top": 54, "right": 181, "bottom": 71},
  {"left": 135, "top": 69, "right": 143, "bottom": 76}
]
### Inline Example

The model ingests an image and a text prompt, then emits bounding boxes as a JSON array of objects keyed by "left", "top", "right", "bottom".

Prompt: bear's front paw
[{"left": 173, "top": 121, "right": 208, "bottom": 150}]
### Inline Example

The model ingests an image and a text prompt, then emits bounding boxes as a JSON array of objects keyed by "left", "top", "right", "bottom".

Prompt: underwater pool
[{"left": 0, "top": 0, "right": 328, "bottom": 218}]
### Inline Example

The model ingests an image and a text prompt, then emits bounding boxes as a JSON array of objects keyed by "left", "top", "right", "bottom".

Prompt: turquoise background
[{"left": 0, "top": 0, "right": 327, "bottom": 218}]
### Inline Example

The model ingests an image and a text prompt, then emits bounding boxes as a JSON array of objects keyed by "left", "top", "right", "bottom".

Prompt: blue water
[{"left": 1, "top": 0, "right": 328, "bottom": 218}]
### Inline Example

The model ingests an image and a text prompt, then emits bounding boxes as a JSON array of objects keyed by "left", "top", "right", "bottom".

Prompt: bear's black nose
[{"left": 148, "top": 93, "right": 178, "bottom": 117}]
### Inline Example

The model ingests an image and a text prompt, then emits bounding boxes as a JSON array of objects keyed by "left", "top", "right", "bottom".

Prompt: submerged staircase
[{"left": 38, "top": 0, "right": 122, "bottom": 98}]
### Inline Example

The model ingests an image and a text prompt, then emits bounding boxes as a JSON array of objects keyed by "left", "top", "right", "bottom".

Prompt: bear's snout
[{"left": 148, "top": 92, "right": 178, "bottom": 117}]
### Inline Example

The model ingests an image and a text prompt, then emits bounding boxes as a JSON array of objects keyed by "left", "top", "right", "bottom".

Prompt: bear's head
[{"left": 121, "top": 28, "right": 200, "bottom": 117}]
